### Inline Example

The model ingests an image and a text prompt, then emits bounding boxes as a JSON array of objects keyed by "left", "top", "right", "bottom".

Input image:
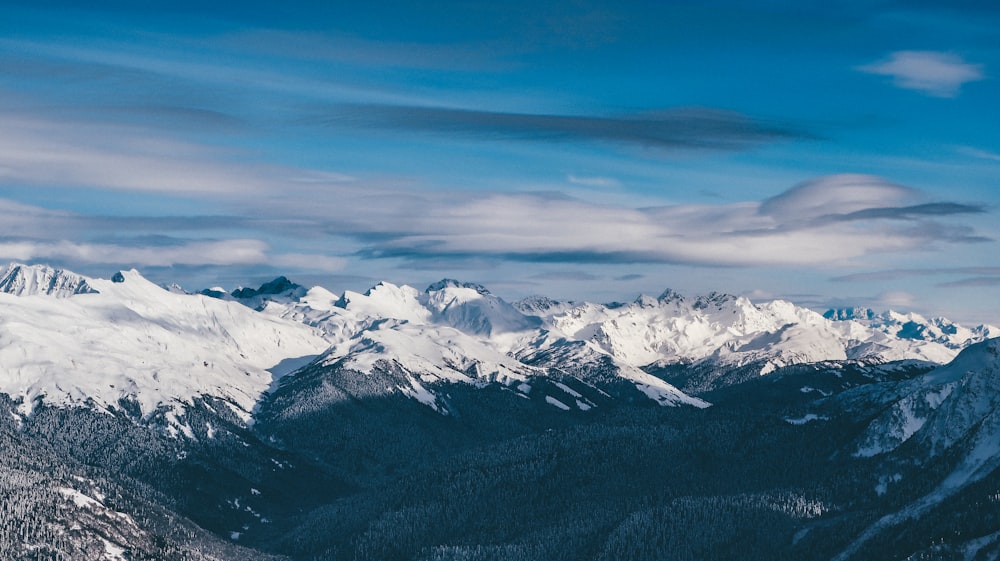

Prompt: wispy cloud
[
  {"left": 0, "top": 113, "right": 286, "bottom": 195},
  {"left": 832, "top": 267, "right": 1000, "bottom": 283},
  {"left": 214, "top": 29, "right": 514, "bottom": 72},
  {"left": 877, "top": 290, "right": 917, "bottom": 308},
  {"left": 956, "top": 146, "right": 1000, "bottom": 162},
  {"left": 829, "top": 203, "right": 985, "bottom": 222},
  {"left": 529, "top": 271, "right": 600, "bottom": 281},
  {"left": 271, "top": 253, "right": 348, "bottom": 272},
  {"left": 310, "top": 173, "right": 988, "bottom": 268},
  {"left": 0, "top": 236, "right": 346, "bottom": 273},
  {"left": 567, "top": 175, "right": 622, "bottom": 188},
  {"left": 858, "top": 51, "right": 985, "bottom": 97},
  {"left": 317, "top": 104, "right": 811, "bottom": 151},
  {"left": 0, "top": 109, "right": 988, "bottom": 277},
  {"left": 0, "top": 239, "right": 270, "bottom": 267},
  {"left": 938, "top": 277, "right": 1000, "bottom": 288}
]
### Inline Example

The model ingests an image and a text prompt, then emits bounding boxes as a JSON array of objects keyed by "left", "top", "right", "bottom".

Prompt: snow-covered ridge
[
  {"left": 533, "top": 290, "right": 961, "bottom": 369},
  {"left": 0, "top": 262, "right": 98, "bottom": 297},
  {"left": 0, "top": 265, "right": 329, "bottom": 424},
  {"left": 0, "top": 262, "right": 992, "bottom": 424},
  {"left": 825, "top": 307, "right": 997, "bottom": 350}
]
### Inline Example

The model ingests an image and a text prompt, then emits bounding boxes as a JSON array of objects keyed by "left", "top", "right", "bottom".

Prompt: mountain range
[{"left": 0, "top": 262, "right": 997, "bottom": 561}]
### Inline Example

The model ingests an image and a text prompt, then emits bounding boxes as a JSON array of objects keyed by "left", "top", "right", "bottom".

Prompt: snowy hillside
[
  {"left": 823, "top": 337, "right": 1000, "bottom": 561},
  {"left": 854, "top": 337, "right": 1000, "bottom": 470},
  {"left": 0, "top": 267, "right": 329, "bottom": 425}
]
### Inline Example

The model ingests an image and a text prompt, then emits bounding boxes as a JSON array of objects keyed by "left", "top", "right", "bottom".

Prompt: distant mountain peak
[
  {"left": 633, "top": 294, "right": 659, "bottom": 307},
  {"left": 514, "top": 295, "right": 573, "bottom": 315},
  {"left": 425, "top": 278, "right": 491, "bottom": 296},
  {"left": 825, "top": 306, "right": 997, "bottom": 350},
  {"left": 231, "top": 275, "right": 303, "bottom": 299},
  {"left": 693, "top": 291, "right": 738, "bottom": 309},
  {"left": 823, "top": 307, "right": 876, "bottom": 321},
  {"left": 657, "top": 288, "right": 684, "bottom": 304}
]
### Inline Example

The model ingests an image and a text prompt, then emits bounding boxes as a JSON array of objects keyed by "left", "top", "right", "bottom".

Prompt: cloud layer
[
  {"left": 0, "top": 171, "right": 985, "bottom": 275},
  {"left": 859, "top": 51, "right": 984, "bottom": 97},
  {"left": 320, "top": 104, "right": 810, "bottom": 151}
]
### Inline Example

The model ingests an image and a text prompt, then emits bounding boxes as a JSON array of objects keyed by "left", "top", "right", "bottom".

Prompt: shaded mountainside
[
  {"left": 1, "top": 340, "right": 997, "bottom": 561},
  {"left": 0, "top": 263, "right": 997, "bottom": 560}
]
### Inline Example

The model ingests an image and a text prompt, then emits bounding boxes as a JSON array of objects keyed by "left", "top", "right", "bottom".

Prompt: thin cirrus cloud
[
  {"left": 831, "top": 266, "right": 1000, "bottom": 290},
  {"left": 957, "top": 146, "right": 1000, "bottom": 162},
  {"left": 0, "top": 236, "right": 347, "bottom": 273},
  {"left": 567, "top": 175, "right": 622, "bottom": 188},
  {"left": 938, "top": 277, "right": 1000, "bottom": 288},
  {"left": 832, "top": 267, "right": 1000, "bottom": 282},
  {"left": 0, "top": 112, "right": 365, "bottom": 199},
  {"left": 0, "top": 239, "right": 271, "bottom": 268},
  {"left": 0, "top": 199, "right": 347, "bottom": 272},
  {"left": 318, "top": 104, "right": 812, "bottom": 150},
  {"left": 529, "top": 271, "right": 600, "bottom": 281},
  {"left": 858, "top": 51, "right": 985, "bottom": 97}
]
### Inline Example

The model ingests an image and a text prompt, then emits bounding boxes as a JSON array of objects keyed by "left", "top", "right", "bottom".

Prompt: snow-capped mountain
[
  {"left": 259, "top": 278, "right": 707, "bottom": 411},
  {"left": 0, "top": 261, "right": 992, "bottom": 425},
  {"left": 0, "top": 267, "right": 329, "bottom": 426},
  {"left": 1, "top": 262, "right": 998, "bottom": 561},
  {"left": 0, "top": 262, "right": 97, "bottom": 297},
  {"left": 203, "top": 275, "right": 309, "bottom": 311},
  {"left": 810, "top": 337, "right": 1000, "bottom": 561},
  {"left": 853, "top": 338, "right": 1000, "bottom": 470},
  {"left": 529, "top": 290, "right": 960, "bottom": 377},
  {"left": 825, "top": 307, "right": 997, "bottom": 350}
]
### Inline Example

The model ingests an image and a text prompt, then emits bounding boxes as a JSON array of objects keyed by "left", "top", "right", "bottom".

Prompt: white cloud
[
  {"left": 271, "top": 253, "right": 348, "bottom": 272},
  {"left": 758, "top": 174, "right": 916, "bottom": 220},
  {"left": 0, "top": 169, "right": 984, "bottom": 274},
  {"left": 957, "top": 146, "right": 1000, "bottom": 162},
  {"left": 858, "top": 51, "right": 984, "bottom": 97},
  {"left": 567, "top": 174, "right": 622, "bottom": 188},
  {"left": 0, "top": 115, "right": 285, "bottom": 195},
  {"left": 877, "top": 290, "right": 916, "bottom": 309},
  {"left": 0, "top": 239, "right": 270, "bottom": 267},
  {"left": 310, "top": 173, "right": 980, "bottom": 268}
]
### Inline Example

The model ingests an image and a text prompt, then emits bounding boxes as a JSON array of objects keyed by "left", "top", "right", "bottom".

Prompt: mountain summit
[{"left": 0, "top": 262, "right": 98, "bottom": 297}]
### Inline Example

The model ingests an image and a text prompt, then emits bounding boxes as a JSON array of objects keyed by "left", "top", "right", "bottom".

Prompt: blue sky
[{"left": 1, "top": 1, "right": 998, "bottom": 323}]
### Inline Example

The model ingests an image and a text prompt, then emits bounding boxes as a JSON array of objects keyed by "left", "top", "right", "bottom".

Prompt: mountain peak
[
  {"left": 633, "top": 294, "right": 659, "bottom": 308},
  {"left": 0, "top": 262, "right": 99, "bottom": 297},
  {"left": 425, "top": 279, "right": 491, "bottom": 296},
  {"left": 824, "top": 307, "right": 876, "bottom": 321},
  {"left": 231, "top": 275, "right": 304, "bottom": 299},
  {"left": 657, "top": 288, "right": 684, "bottom": 304},
  {"left": 514, "top": 295, "right": 572, "bottom": 315},
  {"left": 692, "top": 291, "right": 738, "bottom": 310}
]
